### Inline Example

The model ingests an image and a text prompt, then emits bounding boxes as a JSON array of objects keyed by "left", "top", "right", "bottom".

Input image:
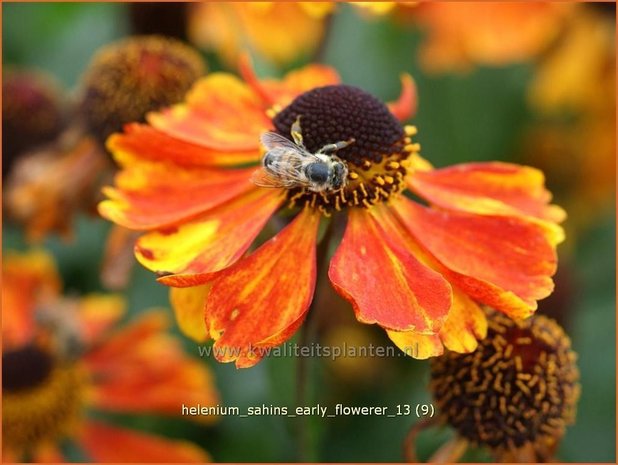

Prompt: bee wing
[
  {"left": 251, "top": 167, "right": 299, "bottom": 189},
  {"left": 261, "top": 132, "right": 310, "bottom": 155}
]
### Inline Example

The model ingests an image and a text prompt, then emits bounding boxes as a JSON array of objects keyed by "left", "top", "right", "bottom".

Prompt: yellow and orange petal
[
  {"left": 528, "top": 5, "right": 614, "bottom": 114},
  {"left": 2, "top": 250, "right": 61, "bottom": 348},
  {"left": 84, "top": 311, "right": 219, "bottom": 418},
  {"left": 100, "top": 164, "right": 256, "bottom": 230},
  {"left": 205, "top": 209, "right": 320, "bottom": 368},
  {"left": 386, "top": 73, "right": 417, "bottom": 122},
  {"left": 329, "top": 208, "right": 451, "bottom": 334},
  {"left": 148, "top": 73, "right": 270, "bottom": 151},
  {"left": 414, "top": 2, "right": 573, "bottom": 72},
  {"left": 170, "top": 285, "right": 211, "bottom": 343},
  {"left": 387, "top": 286, "right": 487, "bottom": 359},
  {"left": 393, "top": 198, "right": 558, "bottom": 319},
  {"left": 79, "top": 421, "right": 211, "bottom": 462},
  {"left": 136, "top": 187, "right": 284, "bottom": 282},
  {"left": 240, "top": 55, "right": 340, "bottom": 109},
  {"left": 108, "top": 123, "right": 260, "bottom": 168},
  {"left": 188, "top": 2, "right": 328, "bottom": 67},
  {"left": 408, "top": 161, "right": 566, "bottom": 245}
]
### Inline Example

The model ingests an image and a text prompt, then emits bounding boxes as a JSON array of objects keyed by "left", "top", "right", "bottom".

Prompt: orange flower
[
  {"left": 188, "top": 2, "right": 333, "bottom": 67},
  {"left": 2, "top": 250, "right": 218, "bottom": 462},
  {"left": 99, "top": 59, "right": 564, "bottom": 368},
  {"left": 524, "top": 5, "right": 616, "bottom": 235},
  {"left": 406, "top": 310, "right": 579, "bottom": 462},
  {"left": 410, "top": 2, "right": 573, "bottom": 72},
  {"left": 4, "top": 128, "right": 110, "bottom": 242}
]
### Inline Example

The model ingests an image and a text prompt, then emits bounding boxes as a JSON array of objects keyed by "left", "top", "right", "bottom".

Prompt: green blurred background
[{"left": 3, "top": 2, "right": 616, "bottom": 462}]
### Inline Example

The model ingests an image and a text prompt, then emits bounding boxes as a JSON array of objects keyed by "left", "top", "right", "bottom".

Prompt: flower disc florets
[
  {"left": 79, "top": 35, "right": 206, "bottom": 142},
  {"left": 273, "top": 85, "right": 419, "bottom": 213},
  {"left": 2, "top": 345, "right": 84, "bottom": 452},
  {"left": 2, "top": 71, "right": 66, "bottom": 177},
  {"left": 3, "top": 345, "right": 54, "bottom": 391},
  {"left": 429, "top": 311, "right": 580, "bottom": 457}
]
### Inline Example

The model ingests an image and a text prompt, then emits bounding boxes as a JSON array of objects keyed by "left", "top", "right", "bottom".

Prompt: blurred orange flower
[
  {"left": 188, "top": 2, "right": 333, "bottom": 67},
  {"left": 99, "top": 59, "right": 564, "bottom": 368},
  {"left": 525, "top": 5, "right": 615, "bottom": 235},
  {"left": 4, "top": 37, "right": 206, "bottom": 244},
  {"left": 2, "top": 250, "right": 218, "bottom": 462},
  {"left": 4, "top": 128, "right": 110, "bottom": 242},
  {"left": 411, "top": 2, "right": 573, "bottom": 72}
]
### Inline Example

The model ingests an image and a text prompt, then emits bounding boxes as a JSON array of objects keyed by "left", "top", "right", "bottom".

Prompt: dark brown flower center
[
  {"left": 2, "top": 71, "right": 66, "bottom": 178},
  {"left": 429, "top": 311, "right": 580, "bottom": 458},
  {"left": 2, "top": 345, "right": 84, "bottom": 455},
  {"left": 271, "top": 85, "right": 419, "bottom": 214},
  {"left": 3, "top": 345, "right": 54, "bottom": 392}
]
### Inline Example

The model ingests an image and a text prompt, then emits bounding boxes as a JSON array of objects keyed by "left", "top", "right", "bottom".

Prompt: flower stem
[{"left": 295, "top": 217, "right": 337, "bottom": 462}]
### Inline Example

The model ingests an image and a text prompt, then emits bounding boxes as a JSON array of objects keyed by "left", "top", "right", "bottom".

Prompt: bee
[{"left": 252, "top": 116, "right": 355, "bottom": 193}]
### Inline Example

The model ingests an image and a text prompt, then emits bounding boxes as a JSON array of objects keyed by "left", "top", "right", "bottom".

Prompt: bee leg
[
  {"left": 291, "top": 115, "right": 305, "bottom": 148},
  {"left": 318, "top": 138, "right": 356, "bottom": 154}
]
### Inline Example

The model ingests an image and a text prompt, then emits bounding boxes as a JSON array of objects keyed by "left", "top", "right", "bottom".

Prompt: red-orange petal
[
  {"left": 393, "top": 198, "right": 558, "bottom": 319},
  {"left": 109, "top": 123, "right": 261, "bottom": 168},
  {"left": 240, "top": 55, "right": 340, "bottom": 108},
  {"left": 80, "top": 422, "right": 211, "bottom": 462},
  {"left": 135, "top": 187, "right": 284, "bottom": 283},
  {"left": 84, "top": 311, "right": 169, "bottom": 368},
  {"left": 84, "top": 312, "right": 219, "bottom": 419},
  {"left": 329, "top": 208, "right": 452, "bottom": 333},
  {"left": 2, "top": 249, "right": 61, "bottom": 348},
  {"left": 148, "top": 73, "right": 271, "bottom": 152},
  {"left": 205, "top": 209, "right": 320, "bottom": 368},
  {"left": 387, "top": 73, "right": 417, "bottom": 121},
  {"left": 408, "top": 161, "right": 566, "bottom": 225},
  {"left": 99, "top": 165, "right": 256, "bottom": 230}
]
